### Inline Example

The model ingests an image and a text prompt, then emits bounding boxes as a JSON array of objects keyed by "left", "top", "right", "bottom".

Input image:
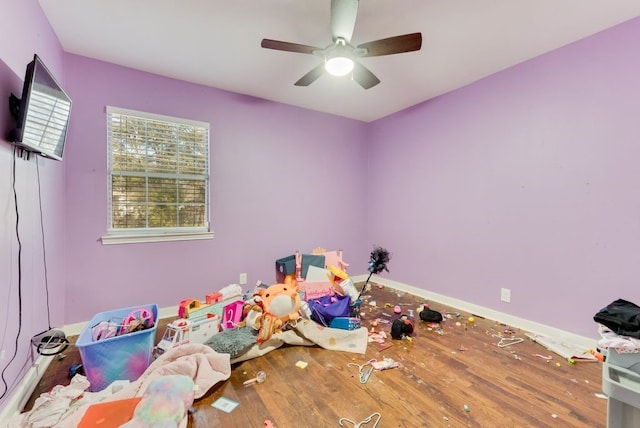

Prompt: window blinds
[{"left": 106, "top": 106, "right": 209, "bottom": 232}]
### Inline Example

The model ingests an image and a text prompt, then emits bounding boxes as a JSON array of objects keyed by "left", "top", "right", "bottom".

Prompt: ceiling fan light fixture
[
  {"left": 261, "top": 2, "right": 422, "bottom": 89},
  {"left": 325, "top": 56, "right": 354, "bottom": 76}
]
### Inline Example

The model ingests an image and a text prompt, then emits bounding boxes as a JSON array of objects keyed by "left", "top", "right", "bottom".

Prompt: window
[{"left": 102, "top": 106, "right": 212, "bottom": 244}]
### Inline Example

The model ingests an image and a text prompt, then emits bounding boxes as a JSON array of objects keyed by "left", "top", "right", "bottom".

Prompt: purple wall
[
  {"left": 0, "top": 0, "right": 66, "bottom": 410},
  {"left": 0, "top": 0, "right": 64, "bottom": 77},
  {"left": 3, "top": 2, "right": 639, "bottom": 413},
  {"left": 368, "top": 17, "right": 640, "bottom": 338},
  {"left": 62, "top": 54, "right": 370, "bottom": 323}
]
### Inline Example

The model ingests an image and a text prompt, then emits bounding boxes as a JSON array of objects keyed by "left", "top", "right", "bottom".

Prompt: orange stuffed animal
[
  {"left": 255, "top": 277, "right": 301, "bottom": 325},
  {"left": 243, "top": 278, "right": 301, "bottom": 343}
]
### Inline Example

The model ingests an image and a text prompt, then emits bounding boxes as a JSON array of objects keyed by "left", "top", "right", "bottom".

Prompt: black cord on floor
[{"left": 0, "top": 147, "right": 24, "bottom": 401}]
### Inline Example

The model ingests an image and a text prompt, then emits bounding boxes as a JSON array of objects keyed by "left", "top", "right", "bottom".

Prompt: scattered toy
[
  {"left": 371, "top": 358, "right": 399, "bottom": 370},
  {"left": 378, "top": 343, "right": 393, "bottom": 352},
  {"left": 391, "top": 315, "right": 414, "bottom": 339},
  {"left": 534, "top": 354, "right": 553, "bottom": 360},
  {"left": 243, "top": 370, "right": 267, "bottom": 386},
  {"left": 348, "top": 359, "right": 375, "bottom": 384},
  {"left": 68, "top": 363, "right": 84, "bottom": 377},
  {"left": 419, "top": 308, "right": 444, "bottom": 323},
  {"left": 493, "top": 335, "right": 524, "bottom": 348},
  {"left": 339, "top": 412, "right": 382, "bottom": 428}
]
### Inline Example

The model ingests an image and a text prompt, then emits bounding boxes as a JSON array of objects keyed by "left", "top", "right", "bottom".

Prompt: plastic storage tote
[
  {"left": 602, "top": 349, "right": 640, "bottom": 427},
  {"left": 76, "top": 304, "right": 158, "bottom": 391},
  {"left": 605, "top": 349, "right": 640, "bottom": 374}
]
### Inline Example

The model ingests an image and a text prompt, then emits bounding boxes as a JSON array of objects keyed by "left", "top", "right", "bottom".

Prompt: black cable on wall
[
  {"left": 0, "top": 147, "right": 24, "bottom": 401},
  {"left": 36, "top": 157, "right": 52, "bottom": 330}
]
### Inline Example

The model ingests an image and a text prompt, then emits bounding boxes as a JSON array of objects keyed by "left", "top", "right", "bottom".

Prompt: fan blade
[
  {"left": 331, "top": 0, "right": 359, "bottom": 43},
  {"left": 352, "top": 61, "right": 380, "bottom": 89},
  {"left": 357, "top": 32, "right": 422, "bottom": 57},
  {"left": 294, "top": 64, "right": 325, "bottom": 87},
  {"left": 261, "top": 39, "right": 319, "bottom": 54}
]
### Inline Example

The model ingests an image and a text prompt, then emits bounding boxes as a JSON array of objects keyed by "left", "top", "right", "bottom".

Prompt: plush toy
[
  {"left": 239, "top": 302, "right": 285, "bottom": 343},
  {"left": 121, "top": 375, "right": 195, "bottom": 427},
  {"left": 238, "top": 302, "right": 264, "bottom": 330},
  {"left": 254, "top": 278, "right": 301, "bottom": 325},
  {"left": 391, "top": 315, "right": 415, "bottom": 340},
  {"left": 205, "top": 280, "right": 302, "bottom": 353},
  {"left": 256, "top": 312, "right": 282, "bottom": 344},
  {"left": 238, "top": 278, "right": 299, "bottom": 343}
]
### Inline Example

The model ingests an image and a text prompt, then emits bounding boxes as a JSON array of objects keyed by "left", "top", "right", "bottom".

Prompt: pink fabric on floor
[{"left": 18, "top": 343, "right": 231, "bottom": 428}]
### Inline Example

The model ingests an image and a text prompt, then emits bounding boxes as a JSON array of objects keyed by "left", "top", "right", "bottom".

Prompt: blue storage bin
[{"left": 76, "top": 304, "right": 158, "bottom": 391}]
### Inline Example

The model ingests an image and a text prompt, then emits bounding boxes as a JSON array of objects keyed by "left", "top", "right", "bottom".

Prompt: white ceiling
[{"left": 39, "top": 0, "right": 639, "bottom": 122}]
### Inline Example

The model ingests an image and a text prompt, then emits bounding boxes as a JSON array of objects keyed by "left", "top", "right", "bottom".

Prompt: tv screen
[{"left": 9, "top": 54, "right": 72, "bottom": 161}]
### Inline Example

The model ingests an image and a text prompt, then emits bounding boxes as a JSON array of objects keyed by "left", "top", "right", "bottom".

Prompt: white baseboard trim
[
  {"left": 362, "top": 275, "right": 598, "bottom": 350},
  {"left": 0, "top": 354, "right": 54, "bottom": 427}
]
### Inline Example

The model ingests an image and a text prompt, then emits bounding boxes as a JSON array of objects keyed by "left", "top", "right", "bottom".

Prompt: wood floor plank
[{"left": 23, "top": 284, "right": 607, "bottom": 427}]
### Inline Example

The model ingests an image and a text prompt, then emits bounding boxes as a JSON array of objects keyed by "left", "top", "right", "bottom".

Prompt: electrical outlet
[
  {"left": 0, "top": 349, "right": 5, "bottom": 361},
  {"left": 239, "top": 273, "right": 247, "bottom": 285},
  {"left": 501, "top": 288, "right": 511, "bottom": 303}
]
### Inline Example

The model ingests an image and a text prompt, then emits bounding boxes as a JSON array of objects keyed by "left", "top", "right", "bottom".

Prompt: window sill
[{"left": 101, "top": 231, "right": 214, "bottom": 245}]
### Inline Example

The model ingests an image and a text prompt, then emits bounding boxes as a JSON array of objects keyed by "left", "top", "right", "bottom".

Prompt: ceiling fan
[{"left": 261, "top": 0, "right": 422, "bottom": 89}]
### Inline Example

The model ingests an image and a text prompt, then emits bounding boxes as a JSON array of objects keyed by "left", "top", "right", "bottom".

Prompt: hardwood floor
[{"left": 24, "top": 284, "right": 607, "bottom": 427}]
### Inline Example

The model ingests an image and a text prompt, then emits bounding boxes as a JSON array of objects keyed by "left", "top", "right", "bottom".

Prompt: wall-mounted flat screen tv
[{"left": 9, "top": 54, "right": 72, "bottom": 161}]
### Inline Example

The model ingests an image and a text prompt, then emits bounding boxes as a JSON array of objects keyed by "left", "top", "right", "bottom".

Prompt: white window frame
[{"left": 101, "top": 106, "right": 213, "bottom": 245}]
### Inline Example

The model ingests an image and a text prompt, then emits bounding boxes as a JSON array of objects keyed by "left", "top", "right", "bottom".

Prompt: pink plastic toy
[{"left": 120, "top": 307, "right": 154, "bottom": 334}]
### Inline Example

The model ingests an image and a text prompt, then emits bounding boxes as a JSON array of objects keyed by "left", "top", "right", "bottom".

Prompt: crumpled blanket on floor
[
  {"left": 120, "top": 375, "right": 196, "bottom": 428},
  {"left": 14, "top": 343, "right": 230, "bottom": 428},
  {"left": 230, "top": 318, "right": 368, "bottom": 364}
]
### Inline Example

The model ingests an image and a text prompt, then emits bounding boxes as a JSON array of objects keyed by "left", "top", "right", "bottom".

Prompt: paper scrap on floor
[
  {"left": 527, "top": 334, "right": 598, "bottom": 361},
  {"left": 212, "top": 397, "right": 239, "bottom": 413}
]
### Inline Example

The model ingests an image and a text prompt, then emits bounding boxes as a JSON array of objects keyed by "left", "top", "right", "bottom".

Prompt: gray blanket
[{"left": 206, "top": 319, "right": 368, "bottom": 363}]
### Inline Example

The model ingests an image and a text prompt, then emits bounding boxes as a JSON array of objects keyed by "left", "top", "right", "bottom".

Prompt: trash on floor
[
  {"left": 211, "top": 397, "right": 239, "bottom": 413},
  {"left": 243, "top": 370, "right": 267, "bottom": 386},
  {"left": 527, "top": 334, "right": 598, "bottom": 361},
  {"left": 339, "top": 412, "right": 382, "bottom": 428}
]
